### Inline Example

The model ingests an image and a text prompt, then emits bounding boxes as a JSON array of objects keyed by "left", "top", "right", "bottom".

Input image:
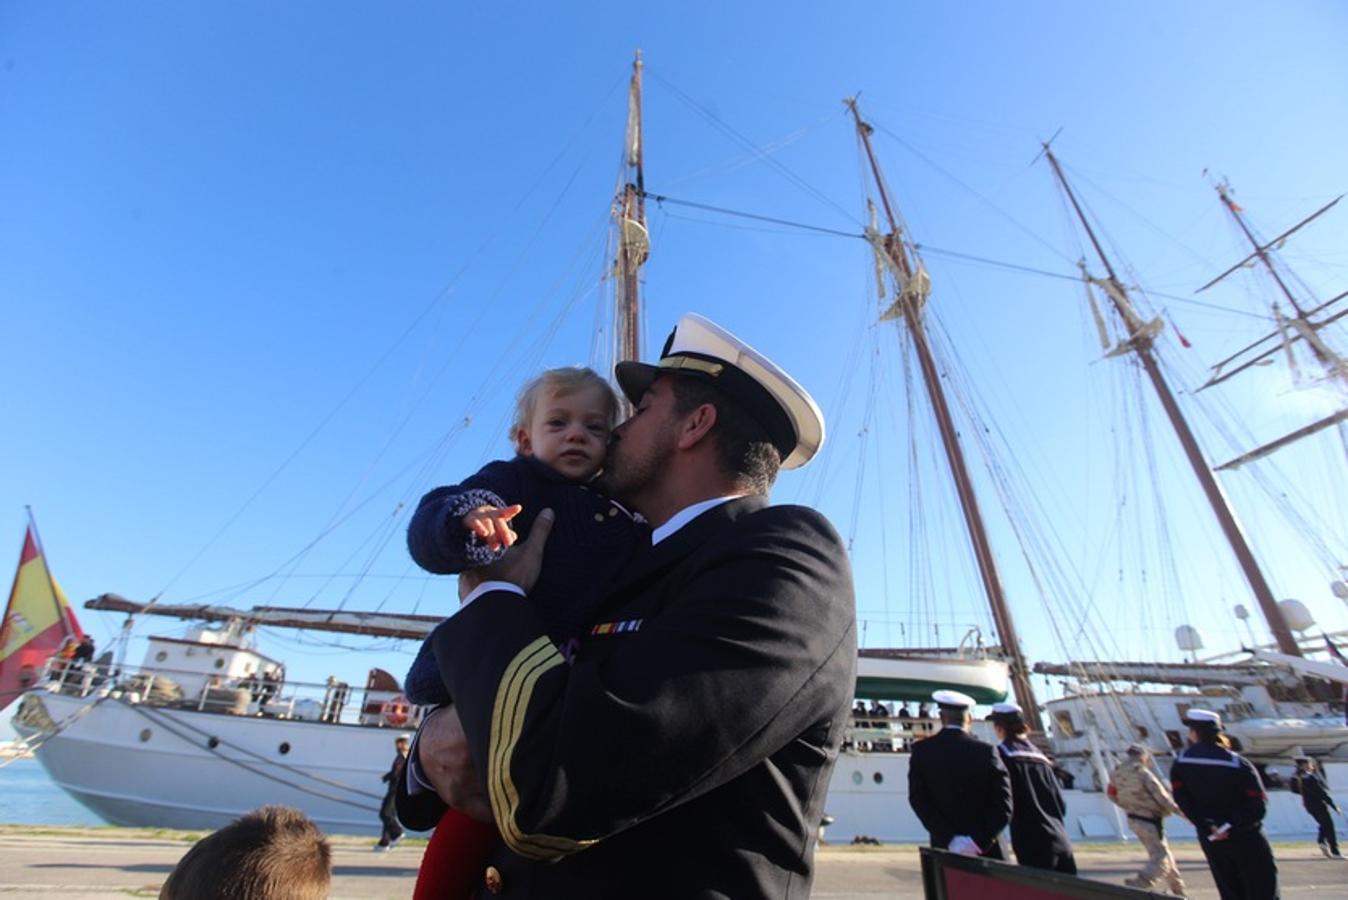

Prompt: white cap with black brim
[
  {"left": 615, "top": 313, "right": 825, "bottom": 470},
  {"left": 932, "top": 689, "right": 976, "bottom": 710},
  {"left": 1182, "top": 708, "right": 1223, "bottom": 730},
  {"left": 986, "top": 701, "right": 1023, "bottom": 722}
]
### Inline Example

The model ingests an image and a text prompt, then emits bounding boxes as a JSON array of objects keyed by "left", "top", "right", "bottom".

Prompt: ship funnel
[{"left": 1277, "top": 598, "right": 1315, "bottom": 633}]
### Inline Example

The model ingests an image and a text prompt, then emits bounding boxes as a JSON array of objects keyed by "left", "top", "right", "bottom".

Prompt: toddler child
[{"left": 403, "top": 366, "right": 646, "bottom": 899}]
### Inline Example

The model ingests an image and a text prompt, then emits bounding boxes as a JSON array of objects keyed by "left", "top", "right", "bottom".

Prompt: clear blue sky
[{"left": 4, "top": 2, "right": 1347, "bottom": 728}]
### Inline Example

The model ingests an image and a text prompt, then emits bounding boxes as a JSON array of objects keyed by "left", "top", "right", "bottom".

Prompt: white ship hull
[
  {"left": 16, "top": 688, "right": 1348, "bottom": 843},
  {"left": 827, "top": 748, "right": 1348, "bottom": 843},
  {"left": 13, "top": 691, "right": 400, "bottom": 835}
]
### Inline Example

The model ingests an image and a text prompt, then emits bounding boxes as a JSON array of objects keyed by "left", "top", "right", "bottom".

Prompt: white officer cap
[
  {"left": 1182, "top": 708, "right": 1222, "bottom": 730},
  {"left": 986, "top": 701, "right": 1023, "bottom": 722},
  {"left": 932, "top": 689, "right": 976, "bottom": 709},
  {"left": 615, "top": 314, "right": 825, "bottom": 469}
]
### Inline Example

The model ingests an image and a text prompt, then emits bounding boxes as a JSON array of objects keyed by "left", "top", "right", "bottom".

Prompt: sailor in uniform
[
  {"left": 1291, "top": 755, "right": 1342, "bottom": 859},
  {"left": 398, "top": 314, "right": 856, "bottom": 898},
  {"left": 987, "top": 701, "right": 1076, "bottom": 874},
  {"left": 1170, "top": 709, "right": 1278, "bottom": 900},
  {"left": 907, "top": 689, "right": 1012, "bottom": 859}
]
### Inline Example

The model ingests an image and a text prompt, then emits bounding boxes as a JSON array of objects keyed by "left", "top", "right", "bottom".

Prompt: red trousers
[{"left": 413, "top": 808, "right": 498, "bottom": 900}]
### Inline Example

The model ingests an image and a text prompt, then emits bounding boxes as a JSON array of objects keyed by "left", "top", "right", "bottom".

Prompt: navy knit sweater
[{"left": 404, "top": 455, "right": 647, "bottom": 705}]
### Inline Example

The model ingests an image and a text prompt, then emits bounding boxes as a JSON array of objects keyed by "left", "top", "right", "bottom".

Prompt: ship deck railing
[
  {"left": 844, "top": 715, "right": 944, "bottom": 752},
  {"left": 35, "top": 658, "right": 423, "bottom": 729}
]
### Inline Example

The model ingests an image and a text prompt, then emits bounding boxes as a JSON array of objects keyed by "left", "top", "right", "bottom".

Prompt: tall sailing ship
[{"left": 7, "top": 59, "right": 1347, "bottom": 841}]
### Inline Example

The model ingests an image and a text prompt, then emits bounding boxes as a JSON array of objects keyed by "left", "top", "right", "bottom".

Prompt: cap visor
[{"left": 615, "top": 361, "right": 659, "bottom": 405}]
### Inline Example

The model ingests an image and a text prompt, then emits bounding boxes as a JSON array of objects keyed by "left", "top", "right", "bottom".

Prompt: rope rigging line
[
  {"left": 921, "top": 303, "right": 1145, "bottom": 674},
  {"left": 641, "top": 191, "right": 865, "bottom": 239},
  {"left": 145, "top": 72, "right": 631, "bottom": 620},
  {"left": 277, "top": 189, "right": 613, "bottom": 621},
  {"left": 898, "top": 326, "right": 937, "bottom": 644},
  {"left": 1065, "top": 165, "right": 1232, "bottom": 282},
  {"left": 645, "top": 187, "right": 1270, "bottom": 320},
  {"left": 644, "top": 67, "right": 863, "bottom": 228},
  {"left": 798, "top": 289, "right": 871, "bottom": 511},
  {"left": 1153, "top": 345, "right": 1348, "bottom": 573},
  {"left": 149, "top": 286, "right": 456, "bottom": 607},
  {"left": 869, "top": 118, "right": 1078, "bottom": 268}
]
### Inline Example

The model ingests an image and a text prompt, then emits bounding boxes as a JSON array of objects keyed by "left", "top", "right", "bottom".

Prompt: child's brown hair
[{"left": 160, "top": 805, "right": 331, "bottom": 900}]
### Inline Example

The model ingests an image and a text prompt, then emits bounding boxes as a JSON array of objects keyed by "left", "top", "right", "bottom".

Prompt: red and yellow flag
[{"left": 0, "top": 525, "right": 84, "bottom": 712}]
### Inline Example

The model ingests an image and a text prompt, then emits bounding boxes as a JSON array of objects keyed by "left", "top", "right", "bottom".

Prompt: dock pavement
[{"left": 0, "top": 827, "right": 1342, "bottom": 897}]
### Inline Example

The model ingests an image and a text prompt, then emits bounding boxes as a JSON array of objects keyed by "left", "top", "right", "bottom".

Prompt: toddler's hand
[{"left": 462, "top": 504, "right": 523, "bottom": 552}]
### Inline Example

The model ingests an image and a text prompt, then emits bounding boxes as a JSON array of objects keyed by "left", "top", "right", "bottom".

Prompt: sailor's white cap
[
  {"left": 1182, "top": 708, "right": 1222, "bottom": 729},
  {"left": 987, "top": 701, "right": 1023, "bottom": 721},
  {"left": 932, "top": 689, "right": 976, "bottom": 709},
  {"left": 615, "top": 313, "right": 825, "bottom": 469}
]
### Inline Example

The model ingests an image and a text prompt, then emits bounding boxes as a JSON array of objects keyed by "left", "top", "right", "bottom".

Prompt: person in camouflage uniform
[{"left": 1108, "top": 744, "right": 1187, "bottom": 896}]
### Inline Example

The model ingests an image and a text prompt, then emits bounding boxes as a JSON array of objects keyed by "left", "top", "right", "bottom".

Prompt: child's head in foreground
[
  {"left": 159, "top": 805, "right": 331, "bottom": 900},
  {"left": 510, "top": 366, "right": 620, "bottom": 481}
]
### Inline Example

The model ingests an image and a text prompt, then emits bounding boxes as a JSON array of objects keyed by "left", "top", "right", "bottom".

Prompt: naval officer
[
  {"left": 908, "top": 689, "right": 1012, "bottom": 859},
  {"left": 1170, "top": 708, "right": 1278, "bottom": 900},
  {"left": 988, "top": 701, "right": 1076, "bottom": 874},
  {"left": 399, "top": 313, "right": 857, "bottom": 898}
]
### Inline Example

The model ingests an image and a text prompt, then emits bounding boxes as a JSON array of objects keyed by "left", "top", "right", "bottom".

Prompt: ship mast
[
  {"left": 1199, "top": 184, "right": 1348, "bottom": 471},
  {"left": 845, "top": 99, "right": 1043, "bottom": 725},
  {"left": 1042, "top": 148, "right": 1304, "bottom": 658},
  {"left": 614, "top": 50, "right": 649, "bottom": 378}
]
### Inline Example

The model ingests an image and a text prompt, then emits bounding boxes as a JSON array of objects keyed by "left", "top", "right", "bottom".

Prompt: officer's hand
[
  {"left": 458, "top": 509, "right": 554, "bottom": 601},
  {"left": 418, "top": 707, "right": 492, "bottom": 822}
]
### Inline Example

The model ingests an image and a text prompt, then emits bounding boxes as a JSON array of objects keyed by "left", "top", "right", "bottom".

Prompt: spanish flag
[{"left": 0, "top": 522, "right": 84, "bottom": 712}]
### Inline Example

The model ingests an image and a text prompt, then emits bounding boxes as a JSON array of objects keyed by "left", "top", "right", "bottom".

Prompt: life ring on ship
[{"left": 382, "top": 695, "right": 411, "bottom": 727}]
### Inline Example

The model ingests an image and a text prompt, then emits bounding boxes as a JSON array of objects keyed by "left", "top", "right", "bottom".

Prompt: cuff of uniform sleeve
[
  {"left": 406, "top": 728, "right": 434, "bottom": 795},
  {"left": 460, "top": 580, "right": 525, "bottom": 608}
]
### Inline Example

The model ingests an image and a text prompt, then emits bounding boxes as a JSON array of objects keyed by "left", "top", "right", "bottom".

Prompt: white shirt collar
[{"left": 651, "top": 495, "right": 744, "bottom": 545}]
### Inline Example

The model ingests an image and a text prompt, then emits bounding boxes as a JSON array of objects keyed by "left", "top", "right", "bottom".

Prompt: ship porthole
[
  {"left": 214, "top": 658, "right": 226, "bottom": 669},
  {"left": 207, "top": 736, "right": 220, "bottom": 749},
  {"left": 278, "top": 742, "right": 291, "bottom": 755},
  {"left": 872, "top": 772, "right": 885, "bottom": 785},
  {"left": 139, "top": 728, "right": 152, "bottom": 743},
  {"left": 851, "top": 771, "right": 863, "bottom": 785},
  {"left": 154, "top": 651, "right": 168, "bottom": 662}
]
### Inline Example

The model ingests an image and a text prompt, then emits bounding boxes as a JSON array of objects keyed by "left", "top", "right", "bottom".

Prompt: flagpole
[{"left": 24, "top": 506, "right": 77, "bottom": 639}]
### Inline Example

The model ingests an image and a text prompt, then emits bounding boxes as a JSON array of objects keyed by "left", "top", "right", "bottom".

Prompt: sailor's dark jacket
[
  {"left": 908, "top": 726, "right": 1012, "bottom": 855},
  {"left": 399, "top": 495, "right": 856, "bottom": 899},
  {"left": 998, "top": 737, "right": 1073, "bottom": 862},
  {"left": 1170, "top": 742, "right": 1267, "bottom": 838}
]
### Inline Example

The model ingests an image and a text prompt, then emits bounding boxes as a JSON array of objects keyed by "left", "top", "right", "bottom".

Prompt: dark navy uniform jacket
[
  {"left": 908, "top": 726, "right": 1012, "bottom": 854},
  {"left": 403, "top": 455, "right": 646, "bottom": 705},
  {"left": 1170, "top": 742, "right": 1267, "bottom": 840},
  {"left": 399, "top": 495, "right": 856, "bottom": 899},
  {"left": 1291, "top": 770, "right": 1337, "bottom": 814},
  {"left": 997, "top": 737, "right": 1073, "bottom": 859}
]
